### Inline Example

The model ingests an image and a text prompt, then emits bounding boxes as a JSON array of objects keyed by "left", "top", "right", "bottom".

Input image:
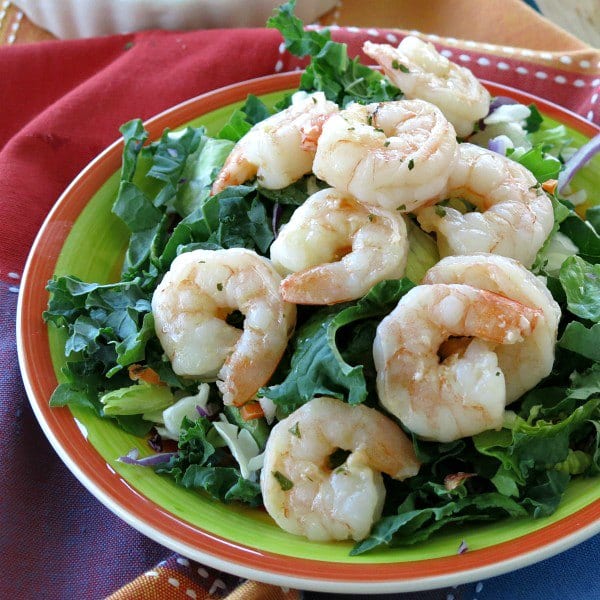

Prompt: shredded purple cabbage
[
  {"left": 488, "top": 136, "right": 509, "bottom": 155},
  {"left": 457, "top": 539, "right": 469, "bottom": 555},
  {"left": 147, "top": 431, "right": 163, "bottom": 452},
  {"left": 272, "top": 203, "right": 283, "bottom": 237},
  {"left": 117, "top": 448, "right": 177, "bottom": 467},
  {"left": 557, "top": 133, "right": 600, "bottom": 193},
  {"left": 488, "top": 96, "right": 519, "bottom": 113},
  {"left": 196, "top": 403, "right": 219, "bottom": 418}
]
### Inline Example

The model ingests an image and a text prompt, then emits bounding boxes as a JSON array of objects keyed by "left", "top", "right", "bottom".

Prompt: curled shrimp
[
  {"left": 312, "top": 99, "right": 458, "bottom": 212},
  {"left": 416, "top": 143, "right": 554, "bottom": 267},
  {"left": 260, "top": 396, "right": 420, "bottom": 542},
  {"left": 373, "top": 283, "right": 542, "bottom": 442},
  {"left": 363, "top": 36, "right": 491, "bottom": 137},
  {"left": 423, "top": 254, "right": 561, "bottom": 403},
  {"left": 211, "top": 92, "right": 338, "bottom": 194},
  {"left": 151, "top": 248, "right": 296, "bottom": 406},
  {"left": 269, "top": 188, "right": 409, "bottom": 304}
]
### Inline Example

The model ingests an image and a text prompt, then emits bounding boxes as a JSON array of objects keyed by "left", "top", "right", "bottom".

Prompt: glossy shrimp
[
  {"left": 363, "top": 36, "right": 491, "bottom": 137},
  {"left": 373, "top": 283, "right": 542, "bottom": 442},
  {"left": 312, "top": 98, "right": 458, "bottom": 212},
  {"left": 416, "top": 143, "right": 554, "bottom": 267},
  {"left": 423, "top": 254, "right": 561, "bottom": 403},
  {"left": 269, "top": 188, "right": 409, "bottom": 304},
  {"left": 151, "top": 248, "right": 296, "bottom": 406},
  {"left": 211, "top": 92, "right": 338, "bottom": 194},
  {"left": 260, "top": 396, "right": 420, "bottom": 542}
]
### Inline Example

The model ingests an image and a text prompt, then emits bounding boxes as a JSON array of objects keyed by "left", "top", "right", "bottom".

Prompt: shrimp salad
[{"left": 44, "top": 2, "right": 600, "bottom": 554}]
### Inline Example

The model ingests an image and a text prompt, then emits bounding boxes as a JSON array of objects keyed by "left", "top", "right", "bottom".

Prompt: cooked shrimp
[
  {"left": 211, "top": 92, "right": 338, "bottom": 194},
  {"left": 416, "top": 143, "right": 554, "bottom": 268},
  {"left": 373, "top": 283, "right": 542, "bottom": 442},
  {"left": 151, "top": 248, "right": 296, "bottom": 406},
  {"left": 363, "top": 36, "right": 491, "bottom": 137},
  {"left": 312, "top": 99, "right": 458, "bottom": 212},
  {"left": 423, "top": 254, "right": 560, "bottom": 403},
  {"left": 260, "top": 396, "right": 420, "bottom": 542},
  {"left": 270, "top": 188, "right": 409, "bottom": 304}
]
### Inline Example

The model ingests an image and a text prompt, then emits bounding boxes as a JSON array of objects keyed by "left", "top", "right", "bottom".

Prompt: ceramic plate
[{"left": 16, "top": 72, "right": 600, "bottom": 594}]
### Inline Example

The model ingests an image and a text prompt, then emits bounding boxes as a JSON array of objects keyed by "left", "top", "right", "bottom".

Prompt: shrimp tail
[
  {"left": 300, "top": 112, "right": 335, "bottom": 151},
  {"left": 211, "top": 150, "right": 256, "bottom": 196},
  {"left": 464, "top": 290, "right": 542, "bottom": 344},
  {"left": 280, "top": 266, "right": 355, "bottom": 305}
]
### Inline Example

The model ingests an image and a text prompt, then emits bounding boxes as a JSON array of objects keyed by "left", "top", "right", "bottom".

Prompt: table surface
[{"left": 1, "top": 0, "right": 598, "bottom": 47}]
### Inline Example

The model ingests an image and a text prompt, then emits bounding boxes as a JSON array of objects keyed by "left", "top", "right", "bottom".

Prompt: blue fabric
[{"left": 522, "top": 0, "right": 541, "bottom": 13}]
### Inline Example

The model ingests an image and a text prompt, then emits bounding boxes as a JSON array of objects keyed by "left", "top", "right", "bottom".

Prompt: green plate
[{"left": 19, "top": 73, "right": 600, "bottom": 593}]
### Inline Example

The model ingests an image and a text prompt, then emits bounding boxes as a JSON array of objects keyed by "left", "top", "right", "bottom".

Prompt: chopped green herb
[
  {"left": 216, "top": 282, "right": 223, "bottom": 291},
  {"left": 368, "top": 214, "right": 375, "bottom": 222},
  {"left": 396, "top": 204, "right": 406, "bottom": 211},
  {"left": 434, "top": 205, "right": 447, "bottom": 217},
  {"left": 408, "top": 159, "right": 415, "bottom": 170},
  {"left": 289, "top": 421, "right": 301, "bottom": 438},
  {"left": 273, "top": 470, "right": 294, "bottom": 491},
  {"left": 392, "top": 59, "right": 410, "bottom": 73},
  {"left": 384, "top": 140, "right": 390, "bottom": 147}
]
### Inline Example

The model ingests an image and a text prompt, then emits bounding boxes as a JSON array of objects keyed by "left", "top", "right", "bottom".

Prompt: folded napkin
[{"left": 1, "top": 1, "right": 599, "bottom": 599}]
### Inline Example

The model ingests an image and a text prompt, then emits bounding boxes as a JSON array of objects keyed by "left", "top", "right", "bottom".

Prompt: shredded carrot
[
  {"left": 542, "top": 179, "right": 558, "bottom": 194},
  {"left": 128, "top": 364, "right": 163, "bottom": 386},
  {"left": 240, "top": 402, "right": 265, "bottom": 421}
]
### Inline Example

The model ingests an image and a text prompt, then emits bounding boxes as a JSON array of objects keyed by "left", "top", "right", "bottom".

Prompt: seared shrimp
[
  {"left": 152, "top": 248, "right": 296, "bottom": 406},
  {"left": 312, "top": 99, "right": 458, "bottom": 212},
  {"left": 260, "top": 396, "right": 420, "bottom": 542},
  {"left": 416, "top": 143, "right": 554, "bottom": 267},
  {"left": 270, "top": 188, "right": 409, "bottom": 304},
  {"left": 363, "top": 36, "right": 491, "bottom": 137},
  {"left": 423, "top": 254, "right": 560, "bottom": 403},
  {"left": 373, "top": 283, "right": 542, "bottom": 442},
  {"left": 211, "top": 92, "right": 338, "bottom": 194}
]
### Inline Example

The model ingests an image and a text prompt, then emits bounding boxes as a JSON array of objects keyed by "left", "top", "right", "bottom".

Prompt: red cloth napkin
[{"left": 1, "top": 24, "right": 599, "bottom": 599}]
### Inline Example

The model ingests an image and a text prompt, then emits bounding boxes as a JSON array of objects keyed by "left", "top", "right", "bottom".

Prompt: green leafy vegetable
[
  {"left": 524, "top": 103, "right": 543, "bottom": 133},
  {"left": 100, "top": 381, "right": 174, "bottom": 416},
  {"left": 559, "top": 256, "right": 600, "bottom": 321},
  {"left": 267, "top": 1, "right": 401, "bottom": 106},
  {"left": 217, "top": 94, "right": 273, "bottom": 142},
  {"left": 560, "top": 211, "right": 600, "bottom": 264},
  {"left": 261, "top": 279, "right": 415, "bottom": 414},
  {"left": 352, "top": 492, "right": 527, "bottom": 555},
  {"left": 155, "top": 417, "right": 262, "bottom": 505},
  {"left": 558, "top": 321, "right": 600, "bottom": 361},
  {"left": 510, "top": 145, "right": 561, "bottom": 182}
]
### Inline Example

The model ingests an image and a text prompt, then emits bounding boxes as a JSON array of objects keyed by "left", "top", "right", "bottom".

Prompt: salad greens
[
  {"left": 267, "top": 1, "right": 401, "bottom": 106},
  {"left": 43, "top": 0, "right": 600, "bottom": 555}
]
